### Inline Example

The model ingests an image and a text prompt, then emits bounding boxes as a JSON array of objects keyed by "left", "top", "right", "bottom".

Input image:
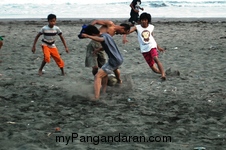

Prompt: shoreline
[{"left": 0, "top": 17, "right": 226, "bottom": 23}]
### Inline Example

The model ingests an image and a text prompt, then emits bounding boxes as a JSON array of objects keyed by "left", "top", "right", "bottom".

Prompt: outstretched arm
[
  {"left": 137, "top": 6, "right": 144, "bottom": 11},
  {"left": 129, "top": 26, "right": 137, "bottom": 34},
  {"left": 81, "top": 33, "right": 104, "bottom": 42},
  {"left": 123, "top": 26, "right": 137, "bottom": 44}
]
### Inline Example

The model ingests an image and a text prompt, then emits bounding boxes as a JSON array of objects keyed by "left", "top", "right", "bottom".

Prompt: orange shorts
[{"left": 42, "top": 45, "right": 64, "bottom": 68}]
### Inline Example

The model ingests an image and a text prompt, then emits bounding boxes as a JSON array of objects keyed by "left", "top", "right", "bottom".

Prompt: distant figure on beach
[
  {"left": 80, "top": 25, "right": 124, "bottom": 100},
  {"left": 32, "top": 14, "right": 69, "bottom": 76},
  {"left": 0, "top": 36, "right": 3, "bottom": 49},
  {"left": 129, "top": 0, "right": 144, "bottom": 26},
  {"left": 84, "top": 20, "right": 130, "bottom": 84},
  {"left": 129, "top": 12, "right": 166, "bottom": 80}
]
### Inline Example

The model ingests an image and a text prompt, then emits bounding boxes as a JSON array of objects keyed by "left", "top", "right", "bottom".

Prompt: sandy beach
[{"left": 0, "top": 18, "right": 226, "bottom": 150}]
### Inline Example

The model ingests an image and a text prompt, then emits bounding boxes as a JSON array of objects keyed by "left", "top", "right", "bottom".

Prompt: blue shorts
[{"left": 101, "top": 62, "right": 119, "bottom": 74}]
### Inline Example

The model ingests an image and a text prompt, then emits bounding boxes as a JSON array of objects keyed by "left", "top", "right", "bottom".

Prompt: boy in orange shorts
[{"left": 32, "top": 14, "right": 69, "bottom": 76}]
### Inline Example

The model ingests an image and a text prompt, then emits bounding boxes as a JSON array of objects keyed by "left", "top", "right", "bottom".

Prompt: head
[
  {"left": 139, "top": 12, "right": 152, "bottom": 27},
  {"left": 47, "top": 14, "right": 57, "bottom": 28},
  {"left": 84, "top": 25, "right": 100, "bottom": 36},
  {"left": 116, "top": 23, "right": 131, "bottom": 34}
]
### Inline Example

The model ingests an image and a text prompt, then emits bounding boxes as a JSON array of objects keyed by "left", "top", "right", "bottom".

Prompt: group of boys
[{"left": 31, "top": 12, "right": 166, "bottom": 100}]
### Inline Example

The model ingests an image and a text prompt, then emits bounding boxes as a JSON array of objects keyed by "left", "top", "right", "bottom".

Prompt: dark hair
[
  {"left": 47, "top": 14, "right": 56, "bottom": 21},
  {"left": 140, "top": 12, "right": 151, "bottom": 23},
  {"left": 84, "top": 25, "right": 100, "bottom": 35},
  {"left": 120, "top": 23, "right": 131, "bottom": 32}
]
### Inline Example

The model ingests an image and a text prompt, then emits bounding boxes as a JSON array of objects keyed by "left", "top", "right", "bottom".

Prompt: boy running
[{"left": 129, "top": 12, "right": 166, "bottom": 80}]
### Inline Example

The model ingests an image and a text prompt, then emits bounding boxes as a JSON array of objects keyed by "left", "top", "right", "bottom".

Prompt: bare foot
[
  {"left": 117, "top": 79, "right": 122, "bottom": 84},
  {"left": 90, "top": 96, "right": 99, "bottom": 101},
  {"left": 161, "top": 76, "right": 166, "bottom": 81},
  {"left": 101, "top": 88, "right": 106, "bottom": 94},
  {"left": 38, "top": 69, "right": 43, "bottom": 76}
]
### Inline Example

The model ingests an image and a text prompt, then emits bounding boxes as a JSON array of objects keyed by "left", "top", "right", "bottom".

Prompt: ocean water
[{"left": 0, "top": 0, "right": 226, "bottom": 19}]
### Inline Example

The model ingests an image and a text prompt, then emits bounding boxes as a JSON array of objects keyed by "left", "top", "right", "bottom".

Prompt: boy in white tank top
[{"left": 129, "top": 12, "right": 166, "bottom": 80}]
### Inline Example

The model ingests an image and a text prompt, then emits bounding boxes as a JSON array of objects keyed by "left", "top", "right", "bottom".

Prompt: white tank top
[{"left": 136, "top": 24, "right": 157, "bottom": 53}]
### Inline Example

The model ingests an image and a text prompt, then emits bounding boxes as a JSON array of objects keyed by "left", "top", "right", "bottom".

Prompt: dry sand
[{"left": 0, "top": 18, "right": 226, "bottom": 150}]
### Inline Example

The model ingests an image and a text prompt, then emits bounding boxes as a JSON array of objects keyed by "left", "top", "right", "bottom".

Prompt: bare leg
[
  {"left": 92, "top": 66, "right": 98, "bottom": 76},
  {"left": 38, "top": 60, "right": 46, "bottom": 76},
  {"left": 153, "top": 57, "right": 166, "bottom": 80},
  {"left": 60, "top": 67, "right": 65, "bottom": 76},
  {"left": 113, "top": 69, "right": 122, "bottom": 84},
  {"left": 150, "top": 64, "right": 161, "bottom": 74},
  {"left": 94, "top": 69, "right": 107, "bottom": 100},
  {"left": 101, "top": 75, "right": 108, "bottom": 93}
]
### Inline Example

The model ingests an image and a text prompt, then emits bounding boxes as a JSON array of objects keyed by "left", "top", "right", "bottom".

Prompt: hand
[
  {"left": 81, "top": 33, "right": 88, "bottom": 38},
  {"left": 123, "top": 39, "right": 128, "bottom": 44},
  {"left": 65, "top": 47, "right": 69, "bottom": 53},
  {"left": 93, "top": 49, "right": 99, "bottom": 55},
  {"left": 141, "top": 8, "right": 144, "bottom": 11},
  {"left": 93, "top": 48, "right": 102, "bottom": 55},
  {"left": 158, "top": 47, "right": 165, "bottom": 52},
  {"left": 122, "top": 35, "right": 128, "bottom": 44}
]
